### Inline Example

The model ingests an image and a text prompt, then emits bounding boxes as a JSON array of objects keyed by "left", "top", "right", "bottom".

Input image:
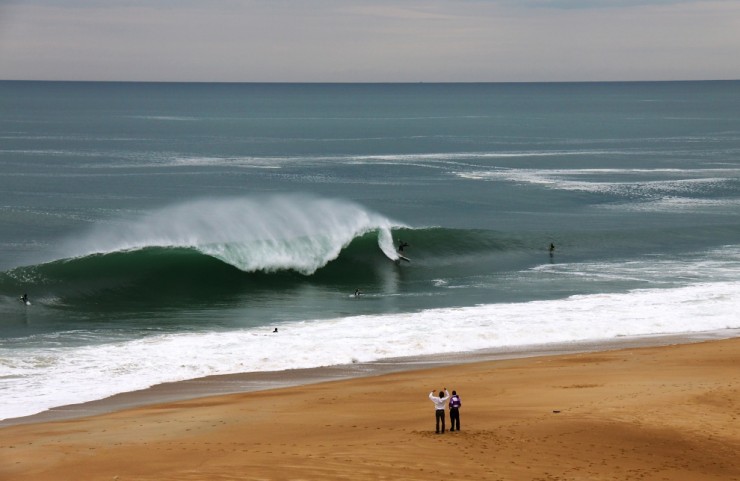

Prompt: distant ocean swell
[{"left": 10, "top": 148, "right": 720, "bottom": 169}]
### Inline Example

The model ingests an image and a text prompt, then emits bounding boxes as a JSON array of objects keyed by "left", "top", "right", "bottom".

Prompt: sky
[{"left": 0, "top": 0, "right": 738, "bottom": 82}]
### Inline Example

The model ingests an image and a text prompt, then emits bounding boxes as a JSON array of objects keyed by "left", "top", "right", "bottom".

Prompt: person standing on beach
[
  {"left": 449, "top": 390, "right": 462, "bottom": 431},
  {"left": 429, "top": 388, "right": 450, "bottom": 433}
]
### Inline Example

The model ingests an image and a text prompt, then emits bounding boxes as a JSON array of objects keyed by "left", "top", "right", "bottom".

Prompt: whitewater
[{"left": 3, "top": 275, "right": 738, "bottom": 420}]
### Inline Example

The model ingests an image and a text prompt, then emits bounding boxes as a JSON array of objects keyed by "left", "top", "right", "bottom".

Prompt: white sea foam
[
  {"left": 1, "top": 279, "right": 738, "bottom": 421},
  {"left": 170, "top": 155, "right": 283, "bottom": 168},
  {"left": 456, "top": 167, "right": 740, "bottom": 187},
  {"left": 605, "top": 196, "right": 740, "bottom": 212},
  {"left": 532, "top": 246, "right": 740, "bottom": 285},
  {"left": 456, "top": 167, "right": 740, "bottom": 210},
  {"left": 102, "top": 150, "right": 630, "bottom": 170}
]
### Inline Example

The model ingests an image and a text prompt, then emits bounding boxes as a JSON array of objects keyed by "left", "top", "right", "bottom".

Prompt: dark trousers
[
  {"left": 435, "top": 409, "right": 446, "bottom": 433},
  {"left": 450, "top": 408, "right": 460, "bottom": 431}
]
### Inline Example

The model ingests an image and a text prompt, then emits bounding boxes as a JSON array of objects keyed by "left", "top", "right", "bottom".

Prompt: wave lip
[{"left": 62, "top": 195, "right": 403, "bottom": 275}]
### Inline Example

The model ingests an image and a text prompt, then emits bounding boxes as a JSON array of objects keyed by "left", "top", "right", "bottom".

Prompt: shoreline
[
  {"left": 3, "top": 327, "right": 737, "bottom": 427},
  {"left": 2, "top": 331, "right": 738, "bottom": 480}
]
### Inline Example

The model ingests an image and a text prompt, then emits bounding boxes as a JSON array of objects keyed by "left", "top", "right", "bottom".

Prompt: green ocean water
[{"left": 1, "top": 81, "right": 739, "bottom": 419}]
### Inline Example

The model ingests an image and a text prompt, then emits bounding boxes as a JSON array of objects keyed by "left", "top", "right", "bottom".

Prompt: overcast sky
[{"left": 0, "top": 0, "right": 738, "bottom": 82}]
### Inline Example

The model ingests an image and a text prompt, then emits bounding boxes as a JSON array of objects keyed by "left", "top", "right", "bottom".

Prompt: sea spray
[
  {"left": 377, "top": 227, "right": 400, "bottom": 261},
  {"left": 62, "top": 195, "right": 404, "bottom": 274}
]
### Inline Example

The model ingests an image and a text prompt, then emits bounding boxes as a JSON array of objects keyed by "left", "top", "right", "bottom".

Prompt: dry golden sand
[{"left": 1, "top": 338, "right": 739, "bottom": 481}]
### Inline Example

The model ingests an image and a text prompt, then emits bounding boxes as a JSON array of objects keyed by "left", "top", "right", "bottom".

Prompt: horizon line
[{"left": 1, "top": 78, "right": 738, "bottom": 85}]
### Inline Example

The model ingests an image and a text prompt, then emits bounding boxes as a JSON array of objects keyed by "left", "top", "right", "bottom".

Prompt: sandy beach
[{"left": 1, "top": 337, "right": 739, "bottom": 481}]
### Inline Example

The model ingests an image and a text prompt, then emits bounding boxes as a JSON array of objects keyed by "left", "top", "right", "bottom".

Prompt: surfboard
[{"left": 397, "top": 255, "right": 410, "bottom": 263}]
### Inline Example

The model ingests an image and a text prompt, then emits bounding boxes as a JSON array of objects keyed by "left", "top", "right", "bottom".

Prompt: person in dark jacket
[{"left": 449, "top": 390, "right": 462, "bottom": 431}]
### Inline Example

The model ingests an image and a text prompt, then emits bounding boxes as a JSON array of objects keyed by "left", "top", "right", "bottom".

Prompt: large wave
[
  {"left": 63, "top": 195, "right": 404, "bottom": 274},
  {"left": 0, "top": 195, "right": 418, "bottom": 305},
  {"left": 0, "top": 208, "right": 532, "bottom": 309}
]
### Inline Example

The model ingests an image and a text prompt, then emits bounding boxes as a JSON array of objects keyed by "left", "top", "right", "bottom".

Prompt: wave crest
[{"left": 65, "top": 195, "right": 403, "bottom": 274}]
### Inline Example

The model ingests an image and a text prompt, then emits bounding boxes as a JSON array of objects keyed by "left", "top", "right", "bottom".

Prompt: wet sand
[{"left": 1, "top": 335, "right": 739, "bottom": 480}]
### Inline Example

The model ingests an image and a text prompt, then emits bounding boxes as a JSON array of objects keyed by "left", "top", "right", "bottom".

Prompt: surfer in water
[
  {"left": 395, "top": 240, "right": 411, "bottom": 263},
  {"left": 20, "top": 293, "right": 29, "bottom": 305},
  {"left": 354, "top": 288, "right": 363, "bottom": 297}
]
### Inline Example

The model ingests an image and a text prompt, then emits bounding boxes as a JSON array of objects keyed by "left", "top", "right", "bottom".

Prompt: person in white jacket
[{"left": 429, "top": 388, "right": 450, "bottom": 433}]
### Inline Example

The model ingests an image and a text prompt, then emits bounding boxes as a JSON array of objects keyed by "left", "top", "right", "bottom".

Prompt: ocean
[{"left": 1, "top": 81, "right": 739, "bottom": 421}]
